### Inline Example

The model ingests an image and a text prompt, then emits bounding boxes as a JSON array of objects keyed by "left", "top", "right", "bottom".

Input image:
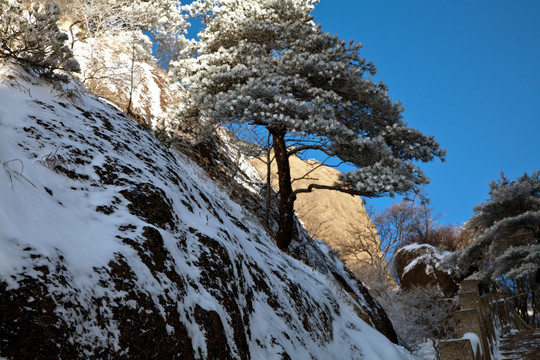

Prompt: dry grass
[{"left": 3, "top": 159, "right": 36, "bottom": 189}]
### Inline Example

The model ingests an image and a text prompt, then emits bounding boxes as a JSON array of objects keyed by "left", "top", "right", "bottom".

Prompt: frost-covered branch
[{"left": 0, "top": 0, "right": 80, "bottom": 83}]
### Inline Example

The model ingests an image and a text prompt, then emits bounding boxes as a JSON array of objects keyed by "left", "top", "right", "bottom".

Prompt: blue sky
[
  {"left": 312, "top": 0, "right": 540, "bottom": 225},
  {"left": 183, "top": 0, "right": 539, "bottom": 225}
]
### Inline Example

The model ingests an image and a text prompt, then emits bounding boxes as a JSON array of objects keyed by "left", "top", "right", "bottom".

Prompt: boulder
[{"left": 395, "top": 244, "right": 459, "bottom": 297}]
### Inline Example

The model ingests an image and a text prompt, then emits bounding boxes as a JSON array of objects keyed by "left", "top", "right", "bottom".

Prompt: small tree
[
  {"left": 378, "top": 285, "right": 457, "bottom": 354},
  {"left": 375, "top": 191, "right": 472, "bottom": 252},
  {"left": 0, "top": 0, "right": 80, "bottom": 82},
  {"left": 172, "top": 0, "right": 445, "bottom": 251},
  {"left": 459, "top": 171, "right": 540, "bottom": 324},
  {"left": 335, "top": 203, "right": 410, "bottom": 292},
  {"left": 46, "top": 0, "right": 187, "bottom": 117},
  {"left": 342, "top": 191, "right": 471, "bottom": 291}
]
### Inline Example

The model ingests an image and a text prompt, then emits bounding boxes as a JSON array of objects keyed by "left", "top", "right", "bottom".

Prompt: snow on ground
[
  {"left": 412, "top": 341, "right": 437, "bottom": 359},
  {"left": 0, "top": 64, "right": 416, "bottom": 359}
]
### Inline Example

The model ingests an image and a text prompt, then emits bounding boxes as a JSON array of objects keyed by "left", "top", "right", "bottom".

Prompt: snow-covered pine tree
[
  {"left": 460, "top": 171, "right": 540, "bottom": 324},
  {"left": 0, "top": 0, "right": 80, "bottom": 82},
  {"left": 172, "top": 0, "right": 445, "bottom": 251}
]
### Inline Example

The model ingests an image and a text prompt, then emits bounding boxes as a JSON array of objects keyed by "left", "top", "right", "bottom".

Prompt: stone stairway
[
  {"left": 498, "top": 329, "right": 540, "bottom": 360},
  {"left": 439, "top": 280, "right": 536, "bottom": 360}
]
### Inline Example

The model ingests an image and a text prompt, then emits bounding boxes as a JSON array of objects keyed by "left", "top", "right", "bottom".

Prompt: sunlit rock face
[{"left": 251, "top": 154, "right": 384, "bottom": 274}]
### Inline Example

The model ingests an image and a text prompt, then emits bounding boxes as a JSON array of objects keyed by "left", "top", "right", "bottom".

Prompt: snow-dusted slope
[{"left": 0, "top": 65, "right": 413, "bottom": 359}]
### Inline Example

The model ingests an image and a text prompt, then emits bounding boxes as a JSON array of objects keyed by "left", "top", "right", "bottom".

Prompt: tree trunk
[
  {"left": 271, "top": 128, "right": 295, "bottom": 251},
  {"left": 264, "top": 133, "right": 272, "bottom": 229},
  {"left": 126, "top": 32, "right": 136, "bottom": 116}
]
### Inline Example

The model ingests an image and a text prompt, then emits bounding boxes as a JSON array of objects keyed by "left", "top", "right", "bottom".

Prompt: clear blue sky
[{"left": 312, "top": 0, "right": 540, "bottom": 225}]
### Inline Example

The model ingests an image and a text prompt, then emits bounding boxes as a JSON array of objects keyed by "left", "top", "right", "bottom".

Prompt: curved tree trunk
[{"left": 271, "top": 128, "right": 295, "bottom": 251}]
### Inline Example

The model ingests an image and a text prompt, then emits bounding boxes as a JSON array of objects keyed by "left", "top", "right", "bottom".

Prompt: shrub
[{"left": 1, "top": 0, "right": 79, "bottom": 82}]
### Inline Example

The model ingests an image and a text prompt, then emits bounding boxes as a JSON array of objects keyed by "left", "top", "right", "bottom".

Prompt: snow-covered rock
[
  {"left": 394, "top": 243, "right": 459, "bottom": 297},
  {"left": 0, "top": 65, "right": 413, "bottom": 359}
]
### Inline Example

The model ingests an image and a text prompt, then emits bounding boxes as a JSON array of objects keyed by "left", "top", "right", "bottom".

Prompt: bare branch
[
  {"left": 287, "top": 144, "right": 334, "bottom": 157},
  {"left": 292, "top": 183, "right": 374, "bottom": 199}
]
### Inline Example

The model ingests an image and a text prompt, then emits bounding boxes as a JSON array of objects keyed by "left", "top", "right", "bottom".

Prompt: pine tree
[
  {"left": 1, "top": 0, "right": 80, "bottom": 82},
  {"left": 172, "top": 0, "right": 445, "bottom": 251},
  {"left": 460, "top": 171, "right": 540, "bottom": 323}
]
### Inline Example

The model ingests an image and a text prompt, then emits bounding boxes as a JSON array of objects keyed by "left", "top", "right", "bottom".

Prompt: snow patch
[{"left": 462, "top": 332, "right": 482, "bottom": 359}]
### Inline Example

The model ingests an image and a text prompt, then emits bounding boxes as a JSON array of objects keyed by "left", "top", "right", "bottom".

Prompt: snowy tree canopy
[
  {"left": 171, "top": 0, "right": 445, "bottom": 250},
  {"left": 459, "top": 171, "right": 540, "bottom": 323},
  {"left": 59, "top": 0, "right": 188, "bottom": 66},
  {"left": 0, "top": 0, "right": 80, "bottom": 82},
  {"left": 460, "top": 171, "right": 540, "bottom": 280}
]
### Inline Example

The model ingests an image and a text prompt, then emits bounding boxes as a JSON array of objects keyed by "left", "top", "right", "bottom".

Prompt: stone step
[{"left": 499, "top": 329, "right": 540, "bottom": 360}]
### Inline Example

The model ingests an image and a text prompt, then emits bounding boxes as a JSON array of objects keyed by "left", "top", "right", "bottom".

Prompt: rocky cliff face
[
  {"left": 251, "top": 154, "right": 383, "bottom": 274},
  {"left": 0, "top": 65, "right": 412, "bottom": 359}
]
